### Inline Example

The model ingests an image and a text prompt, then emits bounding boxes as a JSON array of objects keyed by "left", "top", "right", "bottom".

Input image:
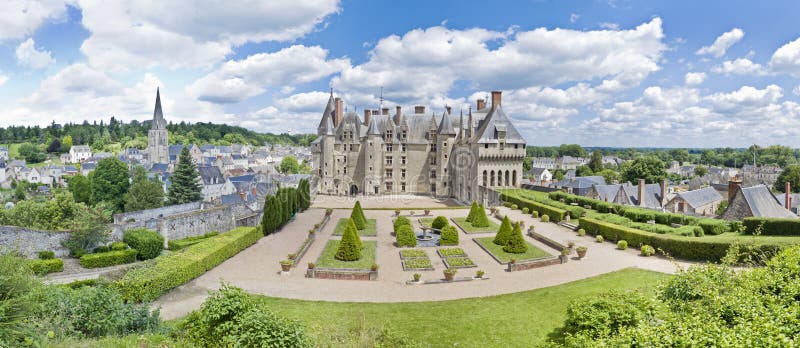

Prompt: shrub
[
  {"left": 440, "top": 225, "right": 459, "bottom": 246},
  {"left": 503, "top": 223, "right": 528, "bottom": 254},
  {"left": 113, "top": 227, "right": 261, "bottom": 302},
  {"left": 596, "top": 235, "right": 604, "bottom": 243},
  {"left": 466, "top": 201, "right": 479, "bottom": 222},
  {"left": 431, "top": 216, "right": 449, "bottom": 230},
  {"left": 532, "top": 211, "right": 539, "bottom": 218},
  {"left": 79, "top": 249, "right": 137, "bottom": 268},
  {"left": 640, "top": 245, "right": 655, "bottom": 256},
  {"left": 123, "top": 228, "right": 164, "bottom": 260},
  {"left": 493, "top": 216, "right": 513, "bottom": 246},
  {"left": 471, "top": 204, "right": 490, "bottom": 227},
  {"left": 578, "top": 228, "right": 586, "bottom": 236},
  {"left": 563, "top": 290, "right": 654, "bottom": 340},
  {"left": 743, "top": 217, "right": 800, "bottom": 236},
  {"left": 617, "top": 240, "right": 628, "bottom": 250},
  {"left": 393, "top": 216, "right": 411, "bottom": 231},
  {"left": 30, "top": 258, "right": 64, "bottom": 275},
  {"left": 204, "top": 231, "right": 219, "bottom": 238},
  {"left": 522, "top": 207, "right": 529, "bottom": 214},
  {"left": 511, "top": 204, "right": 518, "bottom": 210},
  {"left": 167, "top": 235, "right": 206, "bottom": 251},
  {"left": 501, "top": 192, "right": 566, "bottom": 222},
  {"left": 38, "top": 250, "right": 55, "bottom": 260},
  {"left": 335, "top": 220, "right": 362, "bottom": 261},
  {"left": 351, "top": 201, "right": 367, "bottom": 230},
  {"left": 541, "top": 214, "right": 550, "bottom": 222},
  {"left": 94, "top": 245, "right": 109, "bottom": 253},
  {"left": 413, "top": 273, "right": 421, "bottom": 282},
  {"left": 696, "top": 219, "right": 729, "bottom": 236},
  {"left": 109, "top": 241, "right": 127, "bottom": 251},
  {"left": 396, "top": 224, "right": 417, "bottom": 247}
]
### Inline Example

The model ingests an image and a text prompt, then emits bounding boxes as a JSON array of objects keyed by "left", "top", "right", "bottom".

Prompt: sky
[{"left": 2, "top": 0, "right": 800, "bottom": 148}]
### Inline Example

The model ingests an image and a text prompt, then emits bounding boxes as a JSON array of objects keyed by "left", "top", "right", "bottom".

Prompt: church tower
[{"left": 147, "top": 88, "right": 169, "bottom": 165}]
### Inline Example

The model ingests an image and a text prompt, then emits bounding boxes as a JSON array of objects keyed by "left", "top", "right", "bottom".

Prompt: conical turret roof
[
  {"left": 317, "top": 92, "right": 335, "bottom": 135},
  {"left": 152, "top": 88, "right": 167, "bottom": 130},
  {"left": 437, "top": 109, "right": 456, "bottom": 135}
]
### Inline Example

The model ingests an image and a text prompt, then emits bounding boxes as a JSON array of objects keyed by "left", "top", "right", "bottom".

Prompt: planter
[
  {"left": 280, "top": 263, "right": 292, "bottom": 272},
  {"left": 424, "top": 210, "right": 431, "bottom": 216},
  {"left": 559, "top": 254, "right": 569, "bottom": 264},
  {"left": 443, "top": 270, "right": 456, "bottom": 281},
  {"left": 576, "top": 248, "right": 587, "bottom": 259}
]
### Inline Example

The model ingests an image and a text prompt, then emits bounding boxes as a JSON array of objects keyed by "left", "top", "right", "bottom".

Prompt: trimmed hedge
[
  {"left": 123, "top": 228, "right": 164, "bottom": 260},
  {"left": 577, "top": 217, "right": 780, "bottom": 262},
  {"left": 500, "top": 193, "right": 566, "bottom": 222},
  {"left": 110, "top": 242, "right": 127, "bottom": 251},
  {"left": 38, "top": 250, "right": 55, "bottom": 260},
  {"left": 79, "top": 249, "right": 138, "bottom": 268},
  {"left": 431, "top": 216, "right": 449, "bottom": 230},
  {"left": 30, "top": 258, "right": 64, "bottom": 275},
  {"left": 168, "top": 235, "right": 206, "bottom": 251},
  {"left": 549, "top": 190, "right": 703, "bottom": 226},
  {"left": 743, "top": 217, "right": 800, "bottom": 236},
  {"left": 393, "top": 216, "right": 411, "bottom": 231},
  {"left": 440, "top": 225, "right": 459, "bottom": 246},
  {"left": 396, "top": 224, "right": 417, "bottom": 247},
  {"left": 113, "top": 227, "right": 261, "bottom": 302}
]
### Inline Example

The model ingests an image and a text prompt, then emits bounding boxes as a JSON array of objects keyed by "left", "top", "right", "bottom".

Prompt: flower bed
[
  {"left": 437, "top": 247, "right": 467, "bottom": 258},
  {"left": 315, "top": 240, "right": 377, "bottom": 270},
  {"left": 402, "top": 258, "right": 434, "bottom": 271},
  {"left": 400, "top": 249, "right": 428, "bottom": 259},
  {"left": 442, "top": 256, "right": 476, "bottom": 269}
]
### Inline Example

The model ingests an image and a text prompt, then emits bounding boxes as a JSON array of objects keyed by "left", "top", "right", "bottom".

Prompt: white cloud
[
  {"left": 684, "top": 72, "right": 706, "bottom": 85},
  {"left": 711, "top": 58, "right": 765, "bottom": 75},
  {"left": 769, "top": 36, "right": 800, "bottom": 76},
  {"left": 569, "top": 14, "right": 580, "bottom": 23},
  {"left": 696, "top": 28, "right": 744, "bottom": 58},
  {"left": 706, "top": 84, "right": 783, "bottom": 112},
  {"left": 0, "top": 75, "right": 8, "bottom": 86},
  {"left": 187, "top": 45, "right": 349, "bottom": 104},
  {"left": 793, "top": 85, "right": 800, "bottom": 97},
  {"left": 0, "top": 0, "right": 68, "bottom": 40},
  {"left": 15, "top": 38, "right": 55, "bottom": 69},
  {"left": 76, "top": 0, "right": 341, "bottom": 70},
  {"left": 274, "top": 91, "right": 332, "bottom": 113},
  {"left": 599, "top": 22, "right": 619, "bottom": 30}
]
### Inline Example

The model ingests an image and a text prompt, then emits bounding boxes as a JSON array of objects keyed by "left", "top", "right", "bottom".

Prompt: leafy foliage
[
  {"left": 470, "top": 204, "right": 490, "bottom": 228},
  {"left": 465, "top": 201, "right": 479, "bottom": 222},
  {"left": 493, "top": 216, "right": 513, "bottom": 246},
  {"left": 431, "top": 216, "right": 449, "bottom": 230},
  {"left": 29, "top": 258, "right": 64, "bottom": 275},
  {"left": 123, "top": 166, "right": 164, "bottom": 212},
  {"left": 335, "top": 219, "right": 362, "bottom": 261},
  {"left": 79, "top": 249, "right": 138, "bottom": 268},
  {"left": 167, "top": 147, "right": 203, "bottom": 205},
  {"left": 261, "top": 195, "right": 281, "bottom": 235},
  {"left": 743, "top": 217, "right": 800, "bottom": 236},
  {"left": 619, "top": 156, "right": 667, "bottom": 184},
  {"left": 351, "top": 201, "right": 367, "bottom": 230},
  {"left": 775, "top": 164, "right": 800, "bottom": 193},
  {"left": 396, "top": 224, "right": 417, "bottom": 248},
  {"left": 440, "top": 225, "right": 459, "bottom": 246},
  {"left": 561, "top": 290, "right": 654, "bottom": 344},
  {"left": 67, "top": 174, "right": 92, "bottom": 204},
  {"left": 503, "top": 223, "right": 527, "bottom": 254},
  {"left": 122, "top": 228, "right": 164, "bottom": 260},
  {"left": 90, "top": 157, "right": 131, "bottom": 211}
]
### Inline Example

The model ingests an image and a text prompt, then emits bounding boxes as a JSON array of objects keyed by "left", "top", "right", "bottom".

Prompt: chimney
[
  {"left": 445, "top": 106, "right": 452, "bottom": 115},
  {"left": 395, "top": 106, "right": 402, "bottom": 125},
  {"left": 728, "top": 176, "right": 742, "bottom": 203},
  {"left": 252, "top": 186, "right": 257, "bottom": 196},
  {"left": 786, "top": 181, "right": 791, "bottom": 210},
  {"left": 334, "top": 97, "right": 343, "bottom": 127},
  {"left": 477, "top": 99, "right": 485, "bottom": 110},
  {"left": 382, "top": 107, "right": 389, "bottom": 115},
  {"left": 638, "top": 178, "right": 646, "bottom": 207},
  {"left": 491, "top": 91, "right": 502, "bottom": 108},
  {"left": 414, "top": 106, "right": 425, "bottom": 114},
  {"left": 660, "top": 179, "right": 668, "bottom": 206},
  {"left": 238, "top": 191, "right": 246, "bottom": 201},
  {"left": 363, "top": 109, "right": 371, "bottom": 127}
]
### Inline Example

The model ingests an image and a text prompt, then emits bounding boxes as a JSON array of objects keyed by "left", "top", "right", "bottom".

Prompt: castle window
[
  {"left": 402, "top": 144, "right": 407, "bottom": 152},
  {"left": 430, "top": 157, "right": 436, "bottom": 165},
  {"left": 385, "top": 156, "right": 393, "bottom": 165},
  {"left": 431, "top": 170, "right": 436, "bottom": 179},
  {"left": 500, "top": 142, "right": 505, "bottom": 150},
  {"left": 386, "top": 144, "right": 393, "bottom": 152},
  {"left": 484, "top": 144, "right": 489, "bottom": 149},
  {"left": 386, "top": 182, "right": 393, "bottom": 191},
  {"left": 444, "top": 154, "right": 448, "bottom": 159},
  {"left": 430, "top": 184, "right": 436, "bottom": 192},
  {"left": 401, "top": 130, "right": 407, "bottom": 139},
  {"left": 344, "top": 167, "right": 347, "bottom": 174},
  {"left": 401, "top": 183, "right": 406, "bottom": 192},
  {"left": 401, "top": 156, "right": 407, "bottom": 165},
  {"left": 430, "top": 144, "right": 437, "bottom": 152},
  {"left": 401, "top": 169, "right": 406, "bottom": 178},
  {"left": 514, "top": 144, "right": 519, "bottom": 149},
  {"left": 385, "top": 169, "right": 393, "bottom": 178}
]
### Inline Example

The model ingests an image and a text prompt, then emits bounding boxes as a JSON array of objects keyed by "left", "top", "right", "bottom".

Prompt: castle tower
[
  {"left": 435, "top": 108, "right": 456, "bottom": 196},
  {"left": 312, "top": 92, "right": 336, "bottom": 193},
  {"left": 147, "top": 88, "right": 169, "bottom": 165}
]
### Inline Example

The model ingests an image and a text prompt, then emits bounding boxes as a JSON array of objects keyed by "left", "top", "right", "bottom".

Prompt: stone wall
[
  {"left": 0, "top": 226, "right": 71, "bottom": 258},
  {"left": 507, "top": 256, "right": 561, "bottom": 271},
  {"left": 113, "top": 202, "right": 201, "bottom": 224},
  {"left": 158, "top": 205, "right": 236, "bottom": 243}
]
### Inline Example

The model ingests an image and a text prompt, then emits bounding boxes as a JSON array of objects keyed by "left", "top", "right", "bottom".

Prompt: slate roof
[
  {"left": 674, "top": 186, "right": 723, "bottom": 208},
  {"left": 317, "top": 93, "right": 336, "bottom": 135},
  {"left": 437, "top": 110, "right": 456, "bottom": 135},
  {"left": 228, "top": 174, "right": 255, "bottom": 183},
  {"left": 198, "top": 165, "right": 225, "bottom": 185},
  {"left": 152, "top": 88, "right": 167, "bottom": 130},
  {"left": 740, "top": 185, "right": 797, "bottom": 218},
  {"left": 563, "top": 176, "right": 606, "bottom": 189},
  {"left": 472, "top": 105, "right": 525, "bottom": 144},
  {"left": 149, "top": 163, "right": 169, "bottom": 173},
  {"left": 529, "top": 167, "right": 549, "bottom": 177}
]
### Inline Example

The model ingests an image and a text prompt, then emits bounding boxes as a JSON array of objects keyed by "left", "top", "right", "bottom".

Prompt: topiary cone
[
  {"left": 503, "top": 222, "right": 528, "bottom": 254},
  {"left": 351, "top": 201, "right": 367, "bottom": 230},
  {"left": 493, "top": 216, "right": 513, "bottom": 246},
  {"left": 335, "top": 219, "right": 362, "bottom": 261}
]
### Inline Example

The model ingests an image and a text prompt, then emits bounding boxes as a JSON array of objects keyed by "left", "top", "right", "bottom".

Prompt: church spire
[{"left": 152, "top": 88, "right": 166, "bottom": 130}]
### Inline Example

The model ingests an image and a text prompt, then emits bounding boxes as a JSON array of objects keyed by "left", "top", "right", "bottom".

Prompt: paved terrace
[{"left": 155, "top": 195, "right": 690, "bottom": 320}]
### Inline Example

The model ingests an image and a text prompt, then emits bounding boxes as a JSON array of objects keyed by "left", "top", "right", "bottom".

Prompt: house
[
  {"left": 556, "top": 156, "right": 587, "bottom": 170},
  {"left": 80, "top": 162, "right": 97, "bottom": 176},
  {"left": 231, "top": 154, "right": 248, "bottom": 168},
  {"left": 740, "top": 164, "right": 782, "bottom": 188},
  {"left": 588, "top": 179, "right": 669, "bottom": 210},
  {"left": 168, "top": 144, "right": 202, "bottom": 164},
  {"left": 528, "top": 168, "right": 552, "bottom": 184},
  {"left": 69, "top": 145, "right": 92, "bottom": 163},
  {"left": 0, "top": 160, "right": 7, "bottom": 186},
  {"left": 59, "top": 153, "right": 71, "bottom": 163},
  {"left": 561, "top": 176, "right": 606, "bottom": 196},
  {"left": 0, "top": 146, "right": 8, "bottom": 161},
  {"left": 198, "top": 165, "right": 236, "bottom": 203},
  {"left": 720, "top": 182, "right": 797, "bottom": 221},
  {"left": 664, "top": 186, "right": 723, "bottom": 216}
]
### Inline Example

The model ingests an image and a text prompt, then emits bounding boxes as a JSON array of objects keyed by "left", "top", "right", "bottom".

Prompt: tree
[
  {"left": 279, "top": 155, "right": 301, "bottom": 174},
  {"left": 775, "top": 165, "right": 800, "bottom": 193},
  {"left": 597, "top": 169, "right": 620, "bottom": 184},
  {"left": 431, "top": 216, "right": 449, "bottom": 230},
  {"left": 693, "top": 165, "right": 708, "bottom": 177},
  {"left": 558, "top": 144, "right": 587, "bottom": 157},
  {"left": 124, "top": 166, "right": 164, "bottom": 212},
  {"left": 167, "top": 147, "right": 203, "bottom": 205},
  {"left": 296, "top": 179, "right": 310, "bottom": 211},
  {"left": 552, "top": 169, "right": 566, "bottom": 181},
  {"left": 669, "top": 148, "right": 690, "bottom": 165},
  {"left": 61, "top": 135, "right": 73, "bottom": 152},
  {"left": 351, "top": 201, "right": 367, "bottom": 230},
  {"left": 67, "top": 174, "right": 92, "bottom": 204},
  {"left": 260, "top": 195, "right": 281, "bottom": 235},
  {"left": 575, "top": 165, "right": 594, "bottom": 177},
  {"left": 715, "top": 200, "right": 729, "bottom": 216},
  {"left": 61, "top": 205, "right": 111, "bottom": 256},
  {"left": 13, "top": 183, "right": 25, "bottom": 201},
  {"left": 466, "top": 201, "right": 479, "bottom": 222},
  {"left": 523, "top": 157, "right": 532, "bottom": 172},
  {"left": 90, "top": 157, "right": 130, "bottom": 211},
  {"left": 471, "top": 204, "right": 490, "bottom": 228},
  {"left": 589, "top": 151, "right": 603, "bottom": 172},
  {"left": 493, "top": 216, "right": 513, "bottom": 246},
  {"left": 17, "top": 142, "right": 46, "bottom": 163},
  {"left": 620, "top": 156, "right": 666, "bottom": 184},
  {"left": 503, "top": 222, "right": 527, "bottom": 253},
  {"left": 47, "top": 138, "right": 62, "bottom": 153},
  {"left": 335, "top": 219, "right": 362, "bottom": 261}
]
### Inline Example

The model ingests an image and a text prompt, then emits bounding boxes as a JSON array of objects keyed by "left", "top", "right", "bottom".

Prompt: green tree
[
  {"left": 669, "top": 148, "right": 690, "bottom": 165},
  {"left": 260, "top": 195, "right": 281, "bottom": 235},
  {"left": 552, "top": 169, "right": 565, "bottom": 181},
  {"left": 597, "top": 169, "right": 620, "bottom": 184},
  {"left": 17, "top": 142, "right": 46, "bottom": 163},
  {"left": 471, "top": 204, "right": 490, "bottom": 228},
  {"left": 90, "top": 157, "right": 130, "bottom": 211},
  {"left": 67, "top": 174, "right": 92, "bottom": 204},
  {"left": 523, "top": 157, "right": 532, "bottom": 172},
  {"left": 558, "top": 144, "right": 587, "bottom": 157},
  {"left": 167, "top": 147, "right": 203, "bottom": 205},
  {"left": 503, "top": 222, "right": 527, "bottom": 253},
  {"left": 296, "top": 179, "right": 310, "bottom": 211},
  {"left": 335, "top": 219, "right": 362, "bottom": 261},
  {"left": 693, "top": 165, "right": 708, "bottom": 177},
  {"left": 279, "top": 155, "right": 301, "bottom": 174},
  {"left": 466, "top": 201, "right": 479, "bottom": 222},
  {"left": 351, "top": 201, "right": 367, "bottom": 230},
  {"left": 775, "top": 165, "right": 800, "bottom": 193},
  {"left": 124, "top": 166, "right": 164, "bottom": 212},
  {"left": 589, "top": 151, "right": 603, "bottom": 172},
  {"left": 0, "top": 254, "right": 40, "bottom": 344},
  {"left": 60, "top": 135, "right": 73, "bottom": 152},
  {"left": 47, "top": 138, "right": 62, "bottom": 153},
  {"left": 493, "top": 216, "right": 513, "bottom": 246},
  {"left": 715, "top": 200, "right": 729, "bottom": 216},
  {"left": 620, "top": 156, "right": 666, "bottom": 184},
  {"left": 575, "top": 165, "right": 594, "bottom": 177},
  {"left": 13, "top": 183, "right": 25, "bottom": 201}
]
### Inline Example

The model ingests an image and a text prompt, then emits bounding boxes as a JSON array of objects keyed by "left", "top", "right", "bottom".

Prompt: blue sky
[{"left": 2, "top": 0, "right": 800, "bottom": 147}]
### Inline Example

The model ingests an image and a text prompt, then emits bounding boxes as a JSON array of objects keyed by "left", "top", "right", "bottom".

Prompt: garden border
[
  {"left": 306, "top": 268, "right": 378, "bottom": 281},
  {"left": 442, "top": 256, "right": 477, "bottom": 269},
  {"left": 506, "top": 256, "right": 562, "bottom": 272},
  {"left": 528, "top": 231, "right": 567, "bottom": 252},
  {"left": 291, "top": 214, "right": 330, "bottom": 268},
  {"left": 401, "top": 258, "right": 435, "bottom": 271}
]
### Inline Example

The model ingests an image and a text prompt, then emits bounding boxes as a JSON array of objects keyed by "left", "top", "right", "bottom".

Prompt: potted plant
[
  {"left": 528, "top": 225, "right": 535, "bottom": 233},
  {"left": 413, "top": 273, "right": 421, "bottom": 282},
  {"left": 424, "top": 209, "right": 431, "bottom": 216},
  {"left": 325, "top": 208, "right": 333, "bottom": 216},
  {"left": 596, "top": 235, "right": 604, "bottom": 243},
  {"left": 559, "top": 248, "right": 570, "bottom": 263},
  {"left": 409, "top": 210, "right": 415, "bottom": 216},
  {"left": 475, "top": 270, "right": 485, "bottom": 279},
  {"left": 371, "top": 264, "right": 379, "bottom": 272},
  {"left": 307, "top": 262, "right": 315, "bottom": 270},
  {"left": 314, "top": 223, "right": 321, "bottom": 229},
  {"left": 577, "top": 228, "right": 586, "bottom": 236},
  {"left": 443, "top": 268, "right": 457, "bottom": 281},
  {"left": 395, "top": 209, "right": 401, "bottom": 216},
  {"left": 576, "top": 246, "right": 588, "bottom": 259},
  {"left": 519, "top": 221, "right": 525, "bottom": 229},
  {"left": 287, "top": 253, "right": 297, "bottom": 260},
  {"left": 280, "top": 260, "right": 293, "bottom": 272},
  {"left": 308, "top": 229, "right": 315, "bottom": 236}
]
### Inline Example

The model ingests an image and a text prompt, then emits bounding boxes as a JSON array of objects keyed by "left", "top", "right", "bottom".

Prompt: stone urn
[
  {"left": 280, "top": 260, "right": 293, "bottom": 272},
  {"left": 443, "top": 269, "right": 457, "bottom": 281},
  {"left": 576, "top": 247, "right": 588, "bottom": 259}
]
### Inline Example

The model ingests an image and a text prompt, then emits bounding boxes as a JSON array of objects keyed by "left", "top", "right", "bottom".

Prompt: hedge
[
  {"left": 697, "top": 219, "right": 730, "bottom": 236},
  {"left": 549, "top": 191, "right": 702, "bottom": 227},
  {"left": 577, "top": 217, "right": 780, "bottom": 262},
  {"left": 393, "top": 216, "right": 411, "bottom": 231},
  {"left": 168, "top": 235, "right": 208, "bottom": 251},
  {"left": 38, "top": 250, "right": 55, "bottom": 260},
  {"left": 30, "top": 258, "right": 64, "bottom": 275},
  {"left": 431, "top": 216, "right": 449, "bottom": 230},
  {"left": 500, "top": 193, "right": 566, "bottom": 222},
  {"left": 440, "top": 225, "right": 459, "bottom": 246},
  {"left": 743, "top": 217, "right": 800, "bottom": 236},
  {"left": 113, "top": 227, "right": 261, "bottom": 302},
  {"left": 79, "top": 249, "right": 138, "bottom": 268},
  {"left": 396, "top": 224, "right": 417, "bottom": 247},
  {"left": 123, "top": 228, "right": 164, "bottom": 260}
]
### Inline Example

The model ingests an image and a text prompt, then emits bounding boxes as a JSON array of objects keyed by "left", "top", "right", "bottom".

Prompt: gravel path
[{"left": 154, "top": 200, "right": 690, "bottom": 320}]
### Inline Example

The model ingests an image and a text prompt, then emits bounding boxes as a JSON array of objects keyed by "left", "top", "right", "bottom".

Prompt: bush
[
  {"left": 541, "top": 214, "right": 550, "bottom": 222},
  {"left": 123, "top": 228, "right": 164, "bottom": 260},
  {"left": 79, "top": 249, "right": 138, "bottom": 268},
  {"left": 471, "top": 204, "right": 490, "bottom": 227},
  {"left": 596, "top": 235, "right": 604, "bottom": 243},
  {"left": 351, "top": 201, "right": 367, "bottom": 230},
  {"left": 431, "top": 216, "right": 449, "bottom": 230},
  {"left": 522, "top": 207, "right": 529, "bottom": 214},
  {"left": 511, "top": 204, "right": 518, "bottom": 210},
  {"left": 113, "top": 227, "right": 261, "bottom": 302},
  {"left": 697, "top": 219, "right": 729, "bottom": 235},
  {"left": 167, "top": 235, "right": 207, "bottom": 251},
  {"left": 38, "top": 250, "right": 55, "bottom": 260},
  {"left": 743, "top": 217, "right": 800, "bottom": 236},
  {"left": 393, "top": 216, "right": 411, "bottom": 231},
  {"left": 396, "top": 224, "right": 417, "bottom": 247},
  {"left": 440, "top": 225, "right": 459, "bottom": 246},
  {"left": 532, "top": 211, "right": 539, "bottom": 218},
  {"left": 335, "top": 219, "right": 362, "bottom": 261},
  {"left": 503, "top": 223, "right": 528, "bottom": 254},
  {"left": 493, "top": 216, "right": 513, "bottom": 246},
  {"left": 563, "top": 290, "right": 654, "bottom": 341},
  {"left": 110, "top": 241, "right": 127, "bottom": 251},
  {"left": 617, "top": 240, "right": 628, "bottom": 250},
  {"left": 578, "top": 229, "right": 586, "bottom": 236},
  {"left": 204, "top": 231, "right": 219, "bottom": 238},
  {"left": 641, "top": 245, "right": 655, "bottom": 256},
  {"left": 466, "top": 201, "right": 479, "bottom": 222},
  {"left": 30, "top": 258, "right": 64, "bottom": 275},
  {"left": 94, "top": 245, "right": 110, "bottom": 253},
  {"left": 501, "top": 192, "right": 566, "bottom": 222}
]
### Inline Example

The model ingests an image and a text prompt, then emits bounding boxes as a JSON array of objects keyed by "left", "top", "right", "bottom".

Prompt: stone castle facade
[
  {"left": 311, "top": 91, "right": 526, "bottom": 202},
  {"left": 147, "top": 88, "right": 169, "bottom": 165}
]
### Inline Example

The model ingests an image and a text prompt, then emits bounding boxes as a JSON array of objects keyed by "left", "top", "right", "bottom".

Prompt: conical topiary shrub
[
  {"left": 335, "top": 219, "right": 362, "bottom": 261},
  {"left": 465, "top": 201, "right": 479, "bottom": 222},
  {"left": 346, "top": 218, "right": 362, "bottom": 249},
  {"left": 503, "top": 222, "right": 528, "bottom": 253},
  {"left": 493, "top": 216, "right": 513, "bottom": 246},
  {"left": 351, "top": 201, "right": 367, "bottom": 230},
  {"left": 471, "top": 204, "right": 490, "bottom": 228}
]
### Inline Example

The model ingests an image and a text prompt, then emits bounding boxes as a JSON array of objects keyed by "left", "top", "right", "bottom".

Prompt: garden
[{"left": 450, "top": 201, "right": 500, "bottom": 233}]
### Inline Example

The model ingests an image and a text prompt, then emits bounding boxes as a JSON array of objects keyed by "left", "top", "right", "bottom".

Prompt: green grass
[
  {"left": 333, "top": 218, "right": 377, "bottom": 236},
  {"left": 443, "top": 256, "right": 475, "bottom": 268},
  {"left": 254, "top": 268, "right": 668, "bottom": 347},
  {"left": 452, "top": 217, "right": 500, "bottom": 234},
  {"left": 399, "top": 249, "right": 427, "bottom": 258},
  {"left": 438, "top": 247, "right": 466, "bottom": 257},
  {"left": 475, "top": 237, "right": 551, "bottom": 263},
  {"left": 316, "top": 240, "right": 377, "bottom": 269}
]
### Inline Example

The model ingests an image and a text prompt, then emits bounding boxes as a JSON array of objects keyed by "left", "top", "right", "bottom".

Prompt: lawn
[
  {"left": 255, "top": 268, "right": 668, "bottom": 347},
  {"left": 316, "top": 240, "right": 377, "bottom": 269},
  {"left": 451, "top": 217, "right": 500, "bottom": 234},
  {"left": 474, "top": 237, "right": 551, "bottom": 263},
  {"left": 333, "top": 218, "right": 378, "bottom": 236}
]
